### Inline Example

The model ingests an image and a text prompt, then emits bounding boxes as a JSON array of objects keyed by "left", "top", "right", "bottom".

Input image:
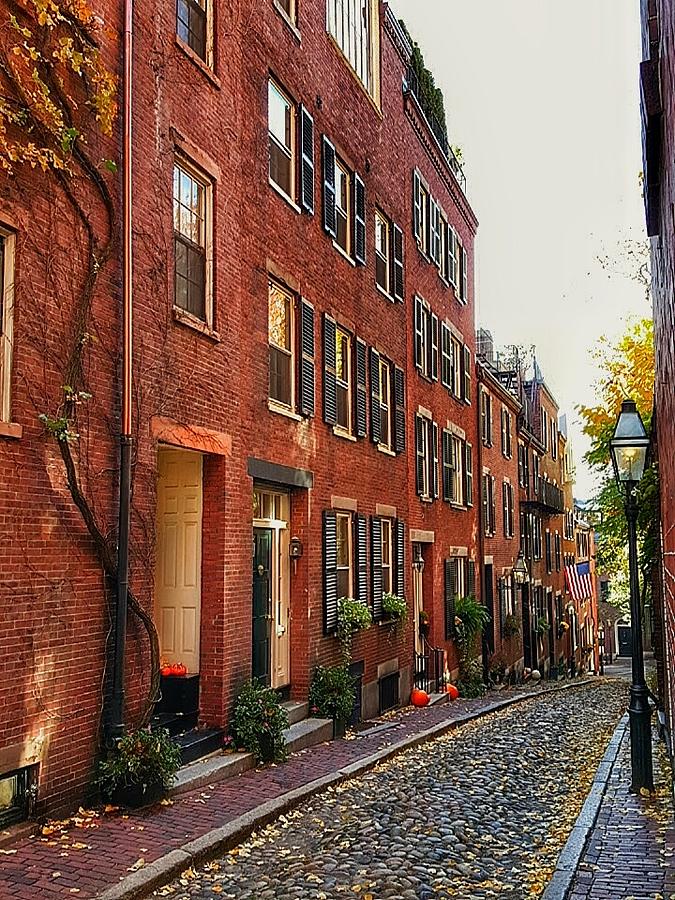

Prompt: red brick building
[
  {"left": 640, "top": 0, "right": 675, "bottom": 774},
  {"left": 0, "top": 0, "right": 481, "bottom": 816}
]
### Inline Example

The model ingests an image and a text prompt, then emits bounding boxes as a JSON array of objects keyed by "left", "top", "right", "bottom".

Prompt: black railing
[
  {"left": 404, "top": 67, "right": 467, "bottom": 193},
  {"left": 522, "top": 479, "right": 565, "bottom": 514},
  {"left": 413, "top": 641, "right": 444, "bottom": 695}
]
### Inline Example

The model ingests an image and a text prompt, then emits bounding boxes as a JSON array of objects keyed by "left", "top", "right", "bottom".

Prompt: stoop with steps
[{"left": 170, "top": 700, "right": 333, "bottom": 796}]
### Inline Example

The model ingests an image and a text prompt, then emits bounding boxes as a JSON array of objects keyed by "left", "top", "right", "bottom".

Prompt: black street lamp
[
  {"left": 609, "top": 399, "right": 654, "bottom": 793},
  {"left": 598, "top": 624, "right": 605, "bottom": 676}
]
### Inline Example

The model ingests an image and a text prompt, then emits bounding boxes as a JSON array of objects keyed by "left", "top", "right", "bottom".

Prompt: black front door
[
  {"left": 484, "top": 565, "right": 495, "bottom": 654},
  {"left": 547, "top": 592, "right": 556, "bottom": 674},
  {"left": 252, "top": 528, "right": 273, "bottom": 685},
  {"left": 618, "top": 625, "right": 632, "bottom": 657},
  {"left": 522, "top": 584, "right": 532, "bottom": 669}
]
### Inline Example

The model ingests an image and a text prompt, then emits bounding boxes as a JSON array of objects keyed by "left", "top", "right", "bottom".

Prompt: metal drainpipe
[
  {"left": 110, "top": 0, "right": 134, "bottom": 742},
  {"left": 476, "top": 366, "right": 489, "bottom": 684}
]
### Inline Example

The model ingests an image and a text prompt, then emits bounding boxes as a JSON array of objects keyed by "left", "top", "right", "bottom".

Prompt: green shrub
[
  {"left": 503, "top": 613, "right": 521, "bottom": 638},
  {"left": 454, "top": 595, "right": 490, "bottom": 652},
  {"left": 457, "top": 658, "right": 487, "bottom": 698},
  {"left": 536, "top": 616, "right": 549, "bottom": 637},
  {"left": 96, "top": 728, "right": 181, "bottom": 796},
  {"left": 231, "top": 679, "right": 289, "bottom": 763},
  {"left": 309, "top": 665, "right": 355, "bottom": 723},
  {"left": 337, "top": 597, "right": 372, "bottom": 661}
]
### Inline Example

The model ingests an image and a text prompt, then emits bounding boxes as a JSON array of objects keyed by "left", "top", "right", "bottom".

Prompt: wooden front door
[{"left": 155, "top": 449, "right": 203, "bottom": 675}]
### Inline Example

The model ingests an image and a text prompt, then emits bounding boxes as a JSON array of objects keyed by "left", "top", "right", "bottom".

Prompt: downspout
[
  {"left": 110, "top": 0, "right": 134, "bottom": 741},
  {"left": 476, "top": 364, "right": 488, "bottom": 684}
]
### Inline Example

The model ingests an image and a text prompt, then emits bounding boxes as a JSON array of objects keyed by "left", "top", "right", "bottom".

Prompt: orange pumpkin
[
  {"left": 160, "top": 664, "right": 172, "bottom": 677},
  {"left": 411, "top": 688, "right": 430, "bottom": 707},
  {"left": 446, "top": 684, "right": 459, "bottom": 700}
]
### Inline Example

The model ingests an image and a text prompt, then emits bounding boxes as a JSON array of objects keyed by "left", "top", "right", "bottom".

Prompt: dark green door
[
  {"left": 522, "top": 583, "right": 532, "bottom": 669},
  {"left": 252, "top": 528, "right": 273, "bottom": 685}
]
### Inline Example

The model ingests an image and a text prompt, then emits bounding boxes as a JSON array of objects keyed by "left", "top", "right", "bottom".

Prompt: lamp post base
[{"left": 628, "top": 683, "right": 654, "bottom": 793}]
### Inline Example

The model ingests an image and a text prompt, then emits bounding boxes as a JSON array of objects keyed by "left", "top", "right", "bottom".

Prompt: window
[
  {"left": 413, "top": 296, "right": 438, "bottom": 381},
  {"left": 177, "top": 0, "right": 209, "bottom": 63},
  {"left": 545, "top": 530, "right": 552, "bottom": 573},
  {"left": 269, "top": 80, "right": 295, "bottom": 200},
  {"left": 375, "top": 210, "right": 389, "bottom": 292},
  {"left": 0, "top": 767, "right": 31, "bottom": 827},
  {"left": 518, "top": 441, "right": 530, "bottom": 489},
  {"left": 459, "top": 242, "right": 468, "bottom": 303},
  {"left": 335, "top": 157, "right": 351, "bottom": 253},
  {"left": 480, "top": 390, "right": 493, "bottom": 446},
  {"left": 532, "top": 452, "right": 541, "bottom": 495},
  {"left": 335, "top": 326, "right": 352, "bottom": 433},
  {"left": 451, "top": 335, "right": 462, "bottom": 398},
  {"left": 381, "top": 518, "right": 392, "bottom": 594},
  {"left": 336, "top": 512, "right": 353, "bottom": 599},
  {"left": 451, "top": 434, "right": 464, "bottom": 505},
  {"left": 541, "top": 407, "right": 549, "bottom": 451},
  {"left": 448, "top": 225, "right": 459, "bottom": 289},
  {"left": 555, "top": 532, "right": 562, "bottom": 571},
  {"left": 327, "top": 0, "right": 378, "bottom": 95},
  {"left": 482, "top": 472, "right": 496, "bottom": 536},
  {"left": 551, "top": 420, "right": 558, "bottom": 459},
  {"left": 439, "top": 211, "right": 449, "bottom": 282},
  {"left": 0, "top": 228, "right": 16, "bottom": 423},
  {"left": 415, "top": 414, "right": 438, "bottom": 500},
  {"left": 379, "top": 357, "right": 392, "bottom": 449},
  {"left": 413, "top": 171, "right": 430, "bottom": 255},
  {"left": 533, "top": 514, "right": 542, "bottom": 560},
  {"left": 268, "top": 281, "right": 294, "bottom": 408},
  {"left": 276, "top": 0, "right": 296, "bottom": 23},
  {"left": 502, "top": 481, "right": 514, "bottom": 538},
  {"left": 501, "top": 407, "right": 513, "bottom": 458},
  {"left": 173, "top": 158, "right": 211, "bottom": 323}
]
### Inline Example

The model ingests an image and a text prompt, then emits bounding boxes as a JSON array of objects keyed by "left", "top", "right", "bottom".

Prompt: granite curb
[
  {"left": 540, "top": 713, "right": 629, "bottom": 900},
  {"left": 98, "top": 678, "right": 596, "bottom": 900}
]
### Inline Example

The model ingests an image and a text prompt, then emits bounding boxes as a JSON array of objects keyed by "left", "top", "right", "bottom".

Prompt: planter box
[{"left": 110, "top": 780, "right": 165, "bottom": 809}]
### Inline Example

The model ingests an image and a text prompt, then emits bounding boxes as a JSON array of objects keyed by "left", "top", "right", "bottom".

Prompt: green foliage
[
  {"left": 535, "top": 616, "right": 549, "bottom": 637},
  {"left": 382, "top": 592, "right": 407, "bottom": 624},
  {"left": 399, "top": 19, "right": 448, "bottom": 142},
  {"left": 337, "top": 597, "right": 372, "bottom": 661},
  {"left": 454, "top": 595, "right": 490, "bottom": 652},
  {"left": 502, "top": 614, "right": 521, "bottom": 638},
  {"left": 309, "top": 665, "right": 355, "bottom": 723},
  {"left": 96, "top": 728, "right": 181, "bottom": 796},
  {"left": 488, "top": 652, "right": 508, "bottom": 684},
  {"left": 457, "top": 658, "right": 486, "bottom": 698},
  {"left": 230, "top": 680, "right": 289, "bottom": 763}
]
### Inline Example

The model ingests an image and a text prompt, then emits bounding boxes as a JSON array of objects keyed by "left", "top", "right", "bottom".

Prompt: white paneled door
[{"left": 155, "top": 449, "right": 203, "bottom": 675}]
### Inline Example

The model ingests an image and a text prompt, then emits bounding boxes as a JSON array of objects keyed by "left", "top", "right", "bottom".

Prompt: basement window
[{"left": 0, "top": 767, "right": 31, "bottom": 828}]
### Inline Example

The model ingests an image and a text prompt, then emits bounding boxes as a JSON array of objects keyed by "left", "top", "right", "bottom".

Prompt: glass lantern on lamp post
[{"left": 609, "top": 399, "right": 653, "bottom": 792}]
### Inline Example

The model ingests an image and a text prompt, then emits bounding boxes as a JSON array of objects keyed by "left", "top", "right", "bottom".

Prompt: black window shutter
[
  {"left": 394, "top": 367, "right": 406, "bottom": 454},
  {"left": 444, "top": 558, "right": 458, "bottom": 639},
  {"left": 490, "top": 475, "right": 496, "bottom": 533},
  {"left": 369, "top": 347, "right": 381, "bottom": 444},
  {"left": 354, "top": 173, "right": 366, "bottom": 265},
  {"left": 323, "top": 314, "right": 337, "bottom": 425},
  {"left": 502, "top": 482, "right": 508, "bottom": 538},
  {"left": 467, "top": 560, "right": 476, "bottom": 599},
  {"left": 298, "top": 298, "right": 315, "bottom": 416},
  {"left": 413, "top": 170, "right": 422, "bottom": 242},
  {"left": 322, "top": 136, "right": 337, "bottom": 238},
  {"left": 395, "top": 519, "right": 405, "bottom": 598},
  {"left": 299, "top": 105, "right": 315, "bottom": 215},
  {"left": 464, "top": 442, "right": 473, "bottom": 507},
  {"left": 414, "top": 297, "right": 423, "bottom": 370},
  {"left": 442, "top": 430, "right": 452, "bottom": 502},
  {"left": 392, "top": 224, "right": 404, "bottom": 302},
  {"left": 355, "top": 513, "right": 368, "bottom": 604},
  {"left": 441, "top": 322, "right": 451, "bottom": 389},
  {"left": 415, "top": 414, "right": 425, "bottom": 495},
  {"left": 371, "top": 516, "right": 383, "bottom": 619},
  {"left": 323, "top": 510, "right": 338, "bottom": 634},
  {"left": 431, "top": 421, "right": 439, "bottom": 498},
  {"left": 355, "top": 338, "right": 367, "bottom": 438},
  {"left": 430, "top": 313, "right": 439, "bottom": 381},
  {"left": 462, "top": 345, "right": 471, "bottom": 403},
  {"left": 446, "top": 223, "right": 455, "bottom": 286}
]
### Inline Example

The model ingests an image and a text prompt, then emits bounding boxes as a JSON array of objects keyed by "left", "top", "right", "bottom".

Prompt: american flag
[{"left": 565, "top": 561, "right": 594, "bottom": 601}]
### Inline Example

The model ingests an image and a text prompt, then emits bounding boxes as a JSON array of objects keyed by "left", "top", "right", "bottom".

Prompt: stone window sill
[
  {"left": 175, "top": 36, "right": 221, "bottom": 89},
  {"left": 172, "top": 306, "right": 221, "bottom": 341},
  {"left": 270, "top": 179, "right": 302, "bottom": 214},
  {"left": 0, "top": 421, "right": 22, "bottom": 439},
  {"left": 333, "top": 426, "right": 357, "bottom": 442},
  {"left": 268, "top": 400, "right": 302, "bottom": 422}
]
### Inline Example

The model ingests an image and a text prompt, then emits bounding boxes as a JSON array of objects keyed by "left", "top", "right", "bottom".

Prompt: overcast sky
[{"left": 390, "top": 0, "right": 648, "bottom": 498}]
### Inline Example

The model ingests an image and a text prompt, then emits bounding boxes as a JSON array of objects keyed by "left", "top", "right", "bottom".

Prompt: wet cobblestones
[{"left": 156, "top": 680, "right": 627, "bottom": 900}]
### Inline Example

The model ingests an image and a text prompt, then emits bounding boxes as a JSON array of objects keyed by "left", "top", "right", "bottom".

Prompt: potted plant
[
  {"left": 536, "top": 616, "right": 549, "bottom": 637},
  {"left": 309, "top": 665, "right": 356, "bottom": 738},
  {"left": 454, "top": 595, "right": 490, "bottom": 698},
  {"left": 382, "top": 592, "right": 407, "bottom": 634},
  {"left": 230, "top": 679, "right": 289, "bottom": 763},
  {"left": 419, "top": 609, "right": 430, "bottom": 637},
  {"left": 337, "top": 597, "right": 372, "bottom": 662},
  {"left": 96, "top": 727, "right": 182, "bottom": 809}
]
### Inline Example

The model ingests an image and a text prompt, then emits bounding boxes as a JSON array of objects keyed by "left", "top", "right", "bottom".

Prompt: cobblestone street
[{"left": 156, "top": 681, "right": 627, "bottom": 900}]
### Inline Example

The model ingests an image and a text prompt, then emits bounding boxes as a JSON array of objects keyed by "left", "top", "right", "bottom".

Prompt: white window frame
[
  {"left": 374, "top": 209, "right": 390, "bottom": 294},
  {"left": 268, "top": 279, "right": 296, "bottom": 411},
  {"left": 0, "top": 226, "right": 16, "bottom": 423},
  {"left": 379, "top": 357, "right": 392, "bottom": 450},
  {"left": 335, "top": 324, "right": 353, "bottom": 435},
  {"left": 173, "top": 156, "right": 213, "bottom": 327},
  {"left": 268, "top": 78, "right": 297, "bottom": 204},
  {"left": 334, "top": 156, "right": 351, "bottom": 256},
  {"left": 326, "top": 0, "right": 379, "bottom": 99},
  {"left": 176, "top": 0, "right": 214, "bottom": 68},
  {"left": 381, "top": 518, "right": 393, "bottom": 595},
  {"left": 451, "top": 434, "right": 464, "bottom": 505},
  {"left": 451, "top": 336, "right": 462, "bottom": 398}
]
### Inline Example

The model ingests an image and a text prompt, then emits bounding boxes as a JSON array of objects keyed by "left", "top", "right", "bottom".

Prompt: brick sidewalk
[
  {"left": 568, "top": 727, "right": 675, "bottom": 900},
  {"left": 0, "top": 681, "right": 568, "bottom": 899}
]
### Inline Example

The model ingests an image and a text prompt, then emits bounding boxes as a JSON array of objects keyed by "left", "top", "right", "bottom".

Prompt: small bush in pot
[
  {"left": 96, "top": 727, "right": 181, "bottom": 808},
  {"left": 231, "top": 679, "right": 289, "bottom": 764},
  {"left": 337, "top": 597, "right": 372, "bottom": 661},
  {"left": 503, "top": 613, "right": 521, "bottom": 638},
  {"left": 309, "top": 665, "right": 355, "bottom": 733}
]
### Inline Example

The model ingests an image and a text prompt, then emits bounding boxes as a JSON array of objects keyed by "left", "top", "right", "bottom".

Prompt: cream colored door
[
  {"left": 271, "top": 526, "right": 291, "bottom": 689},
  {"left": 156, "top": 449, "right": 203, "bottom": 675},
  {"left": 413, "top": 563, "right": 424, "bottom": 657}
]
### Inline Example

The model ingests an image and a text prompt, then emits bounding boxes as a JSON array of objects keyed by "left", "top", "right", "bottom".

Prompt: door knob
[{"left": 257, "top": 564, "right": 265, "bottom": 576}]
